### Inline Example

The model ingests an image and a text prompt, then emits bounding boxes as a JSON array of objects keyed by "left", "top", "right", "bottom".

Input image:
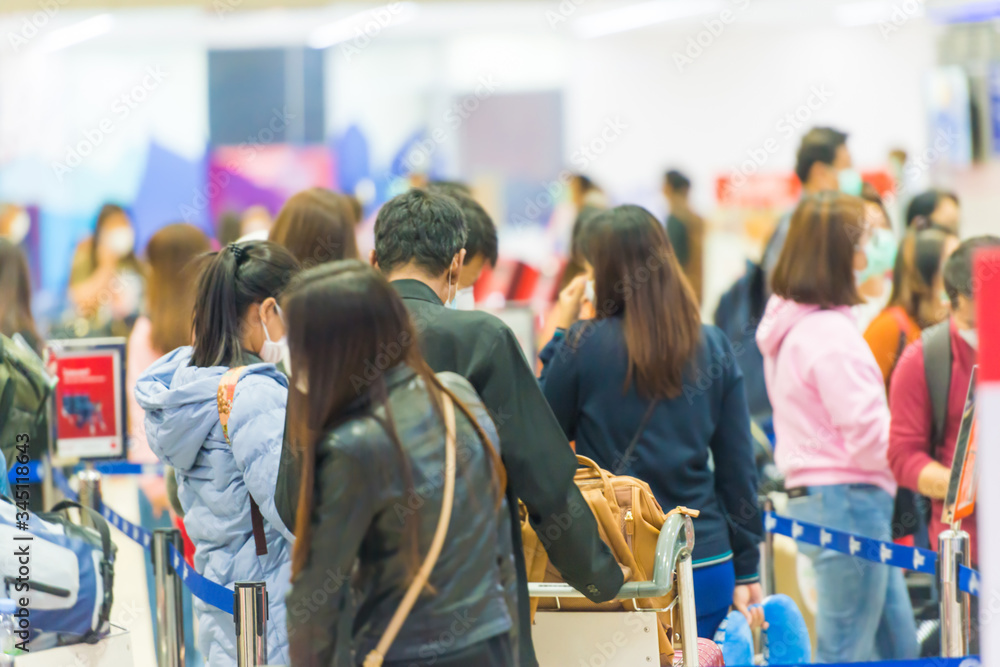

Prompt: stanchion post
[
  {"left": 760, "top": 495, "right": 776, "bottom": 597},
  {"left": 153, "top": 528, "right": 185, "bottom": 667},
  {"left": 234, "top": 581, "right": 268, "bottom": 667},
  {"left": 675, "top": 552, "right": 700, "bottom": 667},
  {"left": 939, "top": 528, "right": 971, "bottom": 657},
  {"left": 77, "top": 463, "right": 102, "bottom": 530}
]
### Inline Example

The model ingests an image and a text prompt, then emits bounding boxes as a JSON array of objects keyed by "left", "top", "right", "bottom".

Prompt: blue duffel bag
[{"left": 0, "top": 495, "right": 115, "bottom": 648}]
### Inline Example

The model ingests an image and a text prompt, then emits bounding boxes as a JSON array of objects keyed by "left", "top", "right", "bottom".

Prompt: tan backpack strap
[
  {"left": 216, "top": 366, "right": 247, "bottom": 444},
  {"left": 216, "top": 366, "right": 269, "bottom": 557},
  {"left": 363, "top": 393, "right": 458, "bottom": 667}
]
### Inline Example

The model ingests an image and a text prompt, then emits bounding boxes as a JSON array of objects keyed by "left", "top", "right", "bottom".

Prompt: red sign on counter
[{"left": 48, "top": 338, "right": 126, "bottom": 460}]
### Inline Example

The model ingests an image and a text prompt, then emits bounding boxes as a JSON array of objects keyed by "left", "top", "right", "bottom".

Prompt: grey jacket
[{"left": 286, "top": 366, "right": 517, "bottom": 666}]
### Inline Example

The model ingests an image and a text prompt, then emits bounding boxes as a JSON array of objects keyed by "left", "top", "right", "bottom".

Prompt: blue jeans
[
  {"left": 786, "top": 484, "right": 917, "bottom": 663},
  {"left": 692, "top": 558, "right": 735, "bottom": 638}
]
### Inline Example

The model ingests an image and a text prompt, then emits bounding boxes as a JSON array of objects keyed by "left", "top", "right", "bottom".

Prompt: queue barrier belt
[
  {"left": 764, "top": 512, "right": 981, "bottom": 597},
  {"left": 50, "top": 466, "right": 234, "bottom": 615}
]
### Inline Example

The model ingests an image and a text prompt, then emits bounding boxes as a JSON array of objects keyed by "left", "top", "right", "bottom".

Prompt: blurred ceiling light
[
  {"left": 36, "top": 14, "right": 114, "bottom": 53},
  {"left": 572, "top": 0, "right": 724, "bottom": 39},
  {"left": 834, "top": 1, "right": 897, "bottom": 26},
  {"left": 308, "top": 2, "right": 419, "bottom": 49}
]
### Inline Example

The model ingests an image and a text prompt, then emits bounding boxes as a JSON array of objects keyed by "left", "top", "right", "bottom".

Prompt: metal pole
[
  {"left": 939, "top": 528, "right": 971, "bottom": 657},
  {"left": 761, "top": 495, "right": 776, "bottom": 597},
  {"left": 675, "top": 551, "right": 700, "bottom": 667},
  {"left": 153, "top": 528, "right": 185, "bottom": 667},
  {"left": 234, "top": 581, "right": 268, "bottom": 666},
  {"left": 77, "top": 464, "right": 102, "bottom": 530}
]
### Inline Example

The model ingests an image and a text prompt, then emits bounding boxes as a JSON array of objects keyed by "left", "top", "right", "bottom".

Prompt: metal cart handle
[{"left": 526, "top": 512, "right": 695, "bottom": 600}]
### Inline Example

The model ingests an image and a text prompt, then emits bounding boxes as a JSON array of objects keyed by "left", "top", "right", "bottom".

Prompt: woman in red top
[{"left": 864, "top": 226, "right": 958, "bottom": 387}]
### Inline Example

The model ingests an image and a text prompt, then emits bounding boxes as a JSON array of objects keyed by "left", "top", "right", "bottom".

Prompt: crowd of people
[{"left": 0, "top": 122, "right": 994, "bottom": 667}]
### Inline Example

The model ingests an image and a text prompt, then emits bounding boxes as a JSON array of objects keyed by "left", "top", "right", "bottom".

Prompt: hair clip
[{"left": 228, "top": 243, "right": 247, "bottom": 262}]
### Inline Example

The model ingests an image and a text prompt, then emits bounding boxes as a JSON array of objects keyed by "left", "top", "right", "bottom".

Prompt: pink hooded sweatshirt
[{"left": 756, "top": 295, "right": 896, "bottom": 495}]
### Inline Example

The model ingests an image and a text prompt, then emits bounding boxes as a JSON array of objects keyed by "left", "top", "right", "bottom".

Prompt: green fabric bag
[{"left": 0, "top": 334, "right": 52, "bottom": 470}]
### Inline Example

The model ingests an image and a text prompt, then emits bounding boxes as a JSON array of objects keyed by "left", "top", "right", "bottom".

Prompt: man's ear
[
  {"left": 369, "top": 249, "right": 378, "bottom": 269},
  {"left": 453, "top": 248, "right": 467, "bottom": 274}
]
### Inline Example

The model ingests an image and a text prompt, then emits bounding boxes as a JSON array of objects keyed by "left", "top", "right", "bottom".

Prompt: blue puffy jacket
[{"left": 135, "top": 347, "right": 293, "bottom": 666}]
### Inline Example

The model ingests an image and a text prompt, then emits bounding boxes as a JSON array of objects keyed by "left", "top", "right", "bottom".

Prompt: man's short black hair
[
  {"left": 943, "top": 235, "right": 1000, "bottom": 307},
  {"left": 374, "top": 189, "right": 467, "bottom": 277},
  {"left": 427, "top": 184, "right": 498, "bottom": 267},
  {"left": 795, "top": 127, "right": 848, "bottom": 184},
  {"left": 664, "top": 170, "right": 691, "bottom": 193},
  {"left": 905, "top": 189, "right": 960, "bottom": 229}
]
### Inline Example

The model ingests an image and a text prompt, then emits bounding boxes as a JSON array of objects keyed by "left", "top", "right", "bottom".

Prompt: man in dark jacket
[{"left": 275, "top": 189, "right": 623, "bottom": 666}]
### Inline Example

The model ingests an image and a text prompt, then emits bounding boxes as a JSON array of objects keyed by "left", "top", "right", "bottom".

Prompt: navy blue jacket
[{"left": 539, "top": 318, "right": 762, "bottom": 581}]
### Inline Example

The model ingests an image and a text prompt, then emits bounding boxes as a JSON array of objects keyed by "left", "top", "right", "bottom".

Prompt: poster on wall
[
  {"left": 942, "top": 366, "right": 978, "bottom": 525},
  {"left": 47, "top": 338, "right": 127, "bottom": 461},
  {"left": 924, "top": 66, "right": 974, "bottom": 168}
]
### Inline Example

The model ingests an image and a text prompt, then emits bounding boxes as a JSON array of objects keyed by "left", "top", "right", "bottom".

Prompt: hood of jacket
[
  {"left": 133, "top": 346, "right": 287, "bottom": 472},
  {"left": 755, "top": 295, "right": 854, "bottom": 359}
]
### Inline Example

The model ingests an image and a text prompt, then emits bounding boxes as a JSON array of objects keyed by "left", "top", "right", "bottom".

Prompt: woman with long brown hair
[
  {"left": 864, "top": 226, "right": 959, "bottom": 385},
  {"left": 284, "top": 261, "right": 513, "bottom": 667},
  {"left": 126, "top": 223, "right": 210, "bottom": 666},
  {"left": 0, "top": 239, "right": 42, "bottom": 353},
  {"left": 269, "top": 188, "right": 359, "bottom": 269},
  {"left": 539, "top": 204, "right": 763, "bottom": 639}
]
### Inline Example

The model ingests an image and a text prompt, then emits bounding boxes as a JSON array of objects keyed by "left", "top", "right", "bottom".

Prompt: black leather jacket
[{"left": 286, "top": 366, "right": 517, "bottom": 666}]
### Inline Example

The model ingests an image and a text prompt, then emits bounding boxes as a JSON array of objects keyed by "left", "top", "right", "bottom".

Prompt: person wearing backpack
[
  {"left": 284, "top": 262, "right": 515, "bottom": 666},
  {"left": 756, "top": 192, "right": 917, "bottom": 662},
  {"left": 714, "top": 126, "right": 855, "bottom": 423},
  {"left": 888, "top": 235, "right": 1000, "bottom": 568},
  {"left": 135, "top": 240, "right": 299, "bottom": 666},
  {"left": 539, "top": 205, "right": 765, "bottom": 639}
]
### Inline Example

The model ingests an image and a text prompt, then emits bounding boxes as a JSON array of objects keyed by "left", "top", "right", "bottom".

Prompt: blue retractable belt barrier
[
  {"left": 50, "top": 467, "right": 235, "bottom": 614},
  {"left": 762, "top": 658, "right": 980, "bottom": 667},
  {"left": 959, "top": 564, "right": 980, "bottom": 597},
  {"left": 765, "top": 512, "right": 937, "bottom": 574}
]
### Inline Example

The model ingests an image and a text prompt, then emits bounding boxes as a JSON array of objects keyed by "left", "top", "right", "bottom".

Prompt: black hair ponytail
[{"left": 190, "top": 240, "right": 300, "bottom": 368}]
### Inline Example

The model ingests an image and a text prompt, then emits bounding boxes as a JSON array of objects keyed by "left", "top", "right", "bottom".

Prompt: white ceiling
[{"left": 0, "top": 0, "right": 986, "bottom": 53}]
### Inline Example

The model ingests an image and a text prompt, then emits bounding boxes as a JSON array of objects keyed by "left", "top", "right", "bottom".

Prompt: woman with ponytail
[
  {"left": 283, "top": 261, "right": 515, "bottom": 667},
  {"left": 135, "top": 240, "right": 300, "bottom": 666}
]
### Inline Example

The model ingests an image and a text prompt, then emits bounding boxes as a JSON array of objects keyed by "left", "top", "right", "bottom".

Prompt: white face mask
[
  {"left": 958, "top": 328, "right": 978, "bottom": 350},
  {"left": 259, "top": 303, "right": 289, "bottom": 366},
  {"left": 452, "top": 286, "right": 476, "bottom": 310},
  {"left": 295, "top": 372, "right": 308, "bottom": 394},
  {"left": 584, "top": 279, "right": 596, "bottom": 304},
  {"left": 5, "top": 210, "right": 29, "bottom": 245},
  {"left": 102, "top": 227, "right": 135, "bottom": 258}
]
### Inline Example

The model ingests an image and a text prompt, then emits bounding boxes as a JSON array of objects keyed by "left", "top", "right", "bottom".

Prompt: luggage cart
[{"left": 529, "top": 512, "right": 700, "bottom": 667}]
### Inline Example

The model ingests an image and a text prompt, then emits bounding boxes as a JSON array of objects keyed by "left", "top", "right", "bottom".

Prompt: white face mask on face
[
  {"left": 259, "top": 303, "right": 289, "bottom": 365},
  {"left": 584, "top": 279, "right": 596, "bottom": 304},
  {"left": 452, "top": 286, "right": 475, "bottom": 310},
  {"left": 5, "top": 210, "right": 29, "bottom": 245},
  {"left": 102, "top": 227, "right": 135, "bottom": 258},
  {"left": 958, "top": 328, "right": 978, "bottom": 350}
]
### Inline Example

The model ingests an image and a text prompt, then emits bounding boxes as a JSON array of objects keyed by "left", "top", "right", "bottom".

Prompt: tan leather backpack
[{"left": 521, "top": 455, "right": 699, "bottom": 664}]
